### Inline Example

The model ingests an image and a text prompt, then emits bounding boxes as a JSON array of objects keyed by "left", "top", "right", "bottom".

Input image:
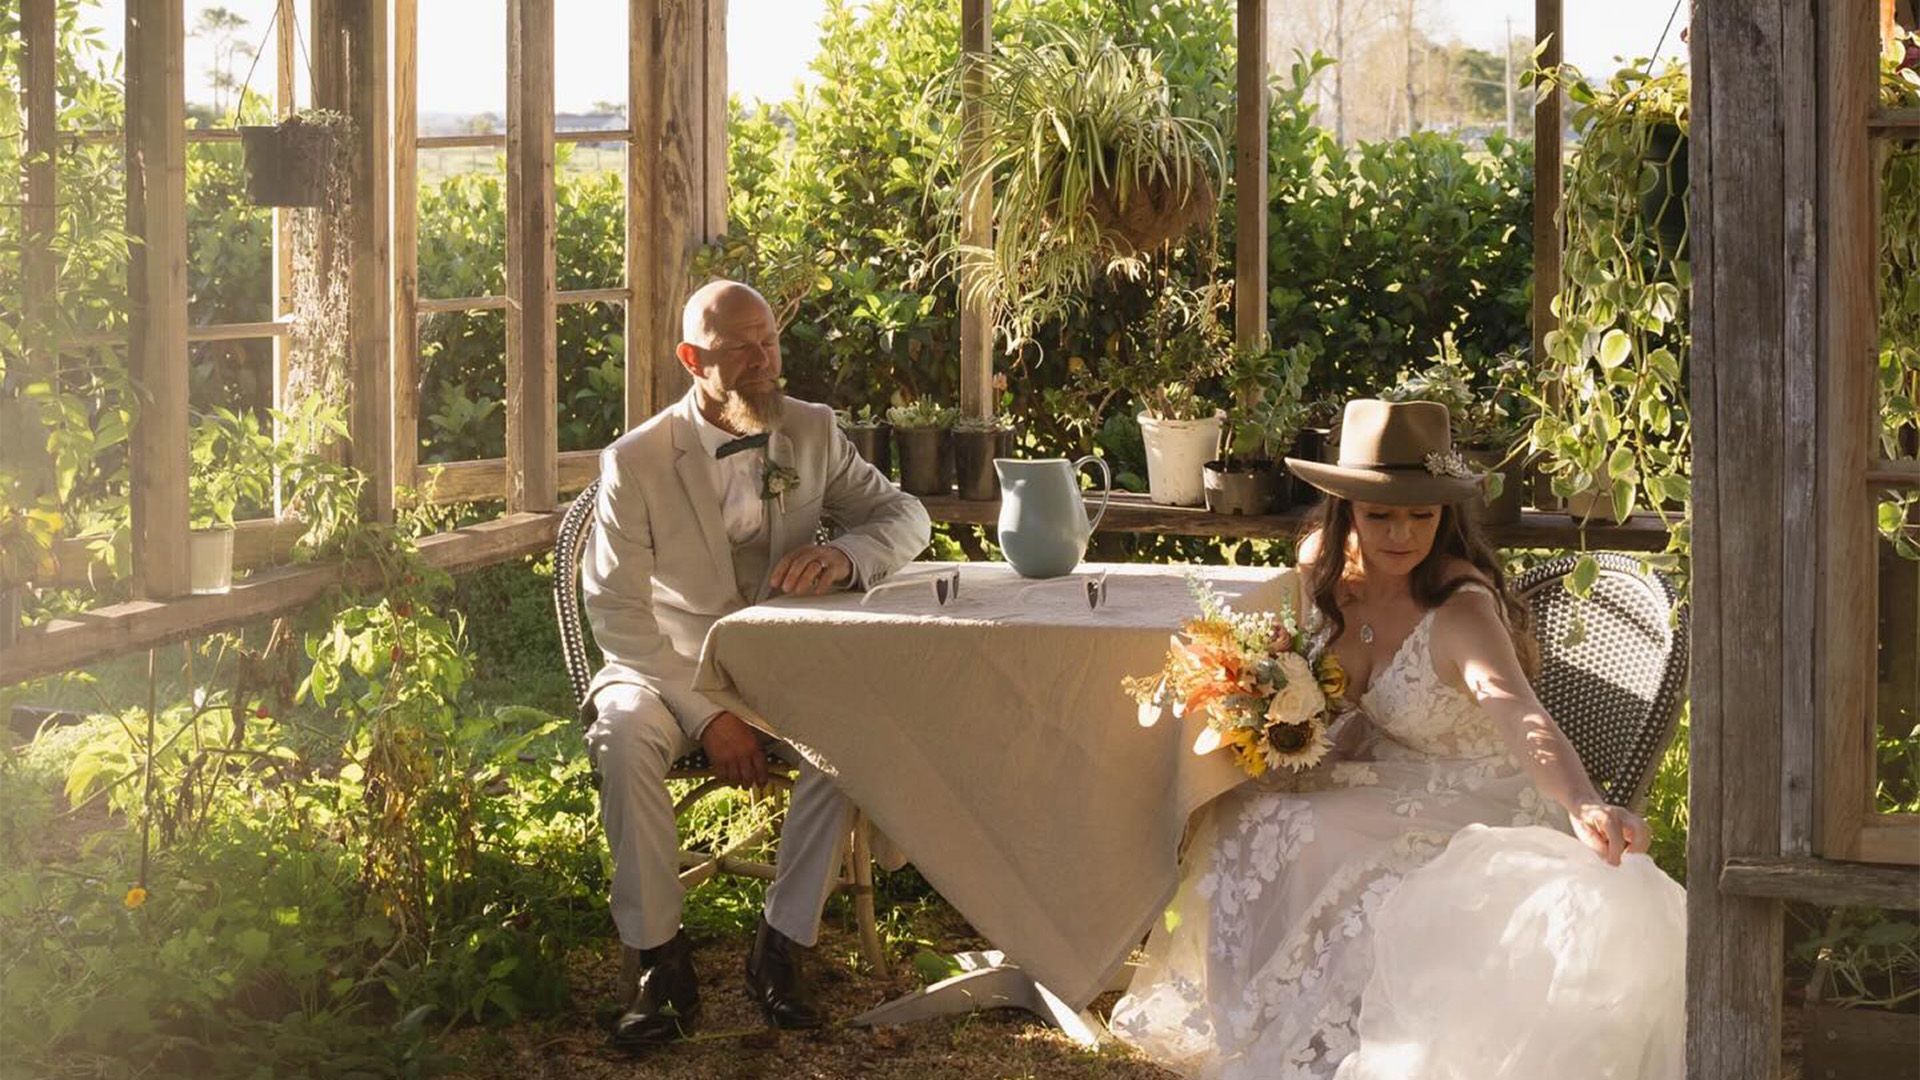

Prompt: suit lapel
[{"left": 669, "top": 396, "right": 738, "bottom": 598}]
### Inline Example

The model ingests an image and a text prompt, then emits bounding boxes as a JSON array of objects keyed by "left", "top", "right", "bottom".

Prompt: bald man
[{"left": 580, "top": 280, "right": 931, "bottom": 1048}]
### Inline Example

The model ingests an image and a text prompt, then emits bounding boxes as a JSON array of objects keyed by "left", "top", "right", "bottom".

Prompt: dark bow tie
[{"left": 714, "top": 432, "right": 770, "bottom": 460}]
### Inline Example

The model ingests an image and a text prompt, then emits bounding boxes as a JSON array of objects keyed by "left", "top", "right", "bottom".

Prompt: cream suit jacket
[{"left": 582, "top": 388, "right": 932, "bottom": 739}]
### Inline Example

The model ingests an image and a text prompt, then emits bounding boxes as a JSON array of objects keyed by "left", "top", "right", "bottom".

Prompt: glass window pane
[
  {"left": 556, "top": 151, "right": 625, "bottom": 291},
  {"left": 187, "top": 141, "right": 274, "bottom": 325},
  {"left": 557, "top": 300, "right": 625, "bottom": 452},
  {"left": 1877, "top": 518, "right": 1920, "bottom": 815},
  {"left": 556, "top": 0, "right": 627, "bottom": 132},
  {"left": 417, "top": 157, "right": 506, "bottom": 299},
  {"left": 417, "top": 308, "right": 507, "bottom": 463},
  {"left": 419, "top": 0, "right": 506, "bottom": 136}
]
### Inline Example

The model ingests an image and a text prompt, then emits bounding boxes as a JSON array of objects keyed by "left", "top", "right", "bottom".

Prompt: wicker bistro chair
[
  {"left": 553, "top": 479, "right": 888, "bottom": 974},
  {"left": 1514, "top": 552, "right": 1691, "bottom": 810}
]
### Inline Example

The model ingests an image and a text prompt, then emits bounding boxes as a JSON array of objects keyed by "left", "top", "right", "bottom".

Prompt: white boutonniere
[{"left": 762, "top": 460, "right": 800, "bottom": 512}]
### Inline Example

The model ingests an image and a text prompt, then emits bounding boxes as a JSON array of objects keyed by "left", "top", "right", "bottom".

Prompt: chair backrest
[
  {"left": 553, "top": 478, "right": 604, "bottom": 716},
  {"left": 1515, "top": 552, "right": 1689, "bottom": 809}
]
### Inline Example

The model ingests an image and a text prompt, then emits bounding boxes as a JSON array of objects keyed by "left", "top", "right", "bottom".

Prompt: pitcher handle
[{"left": 1074, "top": 454, "right": 1111, "bottom": 534}]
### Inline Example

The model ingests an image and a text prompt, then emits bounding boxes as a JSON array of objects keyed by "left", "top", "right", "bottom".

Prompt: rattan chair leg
[{"left": 850, "top": 811, "right": 888, "bottom": 977}]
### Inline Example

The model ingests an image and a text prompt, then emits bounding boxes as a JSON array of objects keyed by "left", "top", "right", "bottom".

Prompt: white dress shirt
[{"left": 689, "top": 405, "right": 768, "bottom": 546}]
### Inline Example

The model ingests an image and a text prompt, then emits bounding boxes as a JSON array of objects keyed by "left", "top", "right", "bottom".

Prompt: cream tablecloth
[{"left": 691, "top": 561, "right": 1293, "bottom": 1008}]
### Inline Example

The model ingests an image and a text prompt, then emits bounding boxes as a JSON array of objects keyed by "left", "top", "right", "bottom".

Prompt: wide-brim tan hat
[{"left": 1284, "top": 399, "right": 1484, "bottom": 506}]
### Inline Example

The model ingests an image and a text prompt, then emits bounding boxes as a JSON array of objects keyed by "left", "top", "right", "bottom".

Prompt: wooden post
[
  {"left": 392, "top": 0, "right": 421, "bottom": 494},
  {"left": 703, "top": 0, "right": 728, "bottom": 242},
  {"left": 348, "top": 0, "right": 393, "bottom": 520},
  {"left": 272, "top": 0, "right": 296, "bottom": 441},
  {"left": 646, "top": 0, "right": 705, "bottom": 414},
  {"left": 1234, "top": 0, "right": 1269, "bottom": 354},
  {"left": 506, "top": 0, "right": 558, "bottom": 512},
  {"left": 1531, "top": 0, "right": 1563, "bottom": 508},
  {"left": 1817, "top": 0, "right": 1884, "bottom": 862},
  {"left": 958, "top": 0, "right": 993, "bottom": 421},
  {"left": 626, "top": 0, "right": 658, "bottom": 426},
  {"left": 125, "top": 0, "right": 192, "bottom": 601},
  {"left": 13, "top": 0, "right": 59, "bottom": 641},
  {"left": 1685, "top": 2, "right": 1793, "bottom": 1075}
]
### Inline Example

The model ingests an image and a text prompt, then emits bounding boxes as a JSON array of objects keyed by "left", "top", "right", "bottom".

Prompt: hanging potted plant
[
  {"left": 952, "top": 413, "right": 1018, "bottom": 501},
  {"left": 1205, "top": 344, "right": 1311, "bottom": 516},
  {"left": 933, "top": 20, "right": 1225, "bottom": 351},
  {"left": 887, "top": 401, "right": 958, "bottom": 497},
  {"left": 187, "top": 408, "right": 277, "bottom": 595},
  {"left": 835, "top": 405, "right": 892, "bottom": 477},
  {"left": 239, "top": 109, "right": 350, "bottom": 208}
]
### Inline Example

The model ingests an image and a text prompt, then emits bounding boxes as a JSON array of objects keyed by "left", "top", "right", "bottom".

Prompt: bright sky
[{"left": 78, "top": 0, "right": 1690, "bottom": 114}]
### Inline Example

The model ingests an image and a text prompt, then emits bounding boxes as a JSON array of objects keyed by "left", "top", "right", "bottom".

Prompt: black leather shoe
[
  {"left": 611, "top": 932, "right": 701, "bottom": 1048},
  {"left": 744, "top": 916, "right": 825, "bottom": 1029}
]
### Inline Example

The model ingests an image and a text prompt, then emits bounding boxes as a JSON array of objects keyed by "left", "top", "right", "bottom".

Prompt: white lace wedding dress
[{"left": 1110, "top": 588, "right": 1686, "bottom": 1080}]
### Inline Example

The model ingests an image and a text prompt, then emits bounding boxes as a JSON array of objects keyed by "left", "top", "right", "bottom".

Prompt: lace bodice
[{"left": 1309, "top": 587, "right": 1510, "bottom": 763}]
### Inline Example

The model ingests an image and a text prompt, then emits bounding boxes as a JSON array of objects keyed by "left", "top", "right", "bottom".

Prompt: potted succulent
[
  {"left": 1383, "top": 336, "right": 1534, "bottom": 525},
  {"left": 1205, "top": 345, "right": 1311, "bottom": 517},
  {"left": 239, "top": 109, "right": 350, "bottom": 208},
  {"left": 952, "top": 413, "right": 1018, "bottom": 502},
  {"left": 887, "top": 401, "right": 958, "bottom": 497},
  {"left": 934, "top": 21, "right": 1224, "bottom": 351},
  {"left": 835, "top": 405, "right": 891, "bottom": 477},
  {"left": 187, "top": 408, "right": 278, "bottom": 594}
]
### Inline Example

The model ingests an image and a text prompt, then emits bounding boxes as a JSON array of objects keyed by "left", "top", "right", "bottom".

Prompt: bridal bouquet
[{"left": 1124, "top": 574, "right": 1347, "bottom": 778}]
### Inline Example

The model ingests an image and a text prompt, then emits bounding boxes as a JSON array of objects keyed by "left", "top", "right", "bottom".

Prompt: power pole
[{"left": 1503, "top": 14, "right": 1514, "bottom": 138}]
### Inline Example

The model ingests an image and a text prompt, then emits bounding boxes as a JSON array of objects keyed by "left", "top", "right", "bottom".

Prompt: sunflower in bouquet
[{"left": 1125, "top": 574, "right": 1350, "bottom": 778}]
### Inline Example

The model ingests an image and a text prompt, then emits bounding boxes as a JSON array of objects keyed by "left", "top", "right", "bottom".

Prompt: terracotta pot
[
  {"left": 843, "top": 424, "right": 891, "bottom": 477},
  {"left": 953, "top": 428, "right": 1016, "bottom": 501},
  {"left": 1203, "top": 459, "right": 1286, "bottom": 516},
  {"left": 895, "top": 427, "right": 953, "bottom": 497}
]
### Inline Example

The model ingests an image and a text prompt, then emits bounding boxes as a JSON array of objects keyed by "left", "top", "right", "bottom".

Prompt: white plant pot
[
  {"left": 189, "top": 526, "right": 235, "bottom": 595},
  {"left": 1137, "top": 411, "right": 1224, "bottom": 507}
]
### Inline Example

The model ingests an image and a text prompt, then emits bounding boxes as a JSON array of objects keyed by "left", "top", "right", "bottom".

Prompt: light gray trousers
[{"left": 586, "top": 683, "right": 855, "bottom": 951}]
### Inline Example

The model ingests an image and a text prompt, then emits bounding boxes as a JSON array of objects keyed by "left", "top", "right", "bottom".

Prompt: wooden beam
[
  {"left": 958, "top": 0, "right": 993, "bottom": 421},
  {"left": 916, "top": 492, "right": 1673, "bottom": 550},
  {"left": 506, "top": 0, "right": 559, "bottom": 512},
  {"left": 393, "top": 0, "right": 422, "bottom": 495},
  {"left": 125, "top": 0, "right": 192, "bottom": 601},
  {"left": 272, "top": 0, "right": 296, "bottom": 456},
  {"left": 1869, "top": 107, "right": 1920, "bottom": 134},
  {"left": 1685, "top": 3, "right": 1789, "bottom": 1076},
  {"left": 1817, "top": 0, "right": 1882, "bottom": 863},
  {"left": 0, "top": 513, "right": 564, "bottom": 688},
  {"left": 1531, "top": 0, "right": 1563, "bottom": 510},
  {"left": 1720, "top": 856, "right": 1920, "bottom": 910},
  {"left": 408, "top": 449, "right": 599, "bottom": 505},
  {"left": 1234, "top": 0, "right": 1268, "bottom": 353},
  {"left": 1857, "top": 815, "right": 1920, "bottom": 866},
  {"left": 626, "top": 0, "right": 657, "bottom": 428}
]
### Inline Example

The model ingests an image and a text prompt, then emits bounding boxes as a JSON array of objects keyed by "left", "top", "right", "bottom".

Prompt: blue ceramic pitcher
[{"left": 993, "top": 456, "right": 1112, "bottom": 578}]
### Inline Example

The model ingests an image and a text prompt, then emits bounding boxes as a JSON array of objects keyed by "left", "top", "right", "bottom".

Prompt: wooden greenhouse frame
[{"left": 6, "top": 3, "right": 1920, "bottom": 1075}]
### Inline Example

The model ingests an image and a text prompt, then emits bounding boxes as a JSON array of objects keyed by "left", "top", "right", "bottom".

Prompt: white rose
[{"left": 1265, "top": 652, "right": 1327, "bottom": 726}]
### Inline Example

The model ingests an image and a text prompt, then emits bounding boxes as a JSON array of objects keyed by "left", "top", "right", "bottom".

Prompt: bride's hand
[{"left": 1569, "top": 801, "right": 1652, "bottom": 866}]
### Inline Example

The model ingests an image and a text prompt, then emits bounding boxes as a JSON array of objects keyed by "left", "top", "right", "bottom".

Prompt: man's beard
[{"left": 720, "top": 386, "right": 784, "bottom": 434}]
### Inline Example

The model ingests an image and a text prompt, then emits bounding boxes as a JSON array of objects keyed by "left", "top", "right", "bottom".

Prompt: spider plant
[{"left": 932, "top": 22, "right": 1225, "bottom": 351}]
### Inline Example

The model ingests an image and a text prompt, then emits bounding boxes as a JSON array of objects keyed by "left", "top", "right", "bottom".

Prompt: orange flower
[{"left": 123, "top": 886, "right": 147, "bottom": 910}]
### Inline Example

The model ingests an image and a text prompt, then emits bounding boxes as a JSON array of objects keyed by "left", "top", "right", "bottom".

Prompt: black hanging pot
[
  {"left": 843, "top": 424, "right": 892, "bottom": 477},
  {"left": 240, "top": 118, "right": 338, "bottom": 207},
  {"left": 953, "top": 428, "right": 1016, "bottom": 501},
  {"left": 1640, "top": 121, "right": 1689, "bottom": 257},
  {"left": 895, "top": 428, "right": 953, "bottom": 497}
]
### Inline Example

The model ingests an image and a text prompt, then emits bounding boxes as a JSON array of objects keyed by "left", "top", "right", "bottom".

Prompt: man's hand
[
  {"left": 702, "top": 711, "right": 769, "bottom": 789},
  {"left": 769, "top": 544, "right": 854, "bottom": 596}
]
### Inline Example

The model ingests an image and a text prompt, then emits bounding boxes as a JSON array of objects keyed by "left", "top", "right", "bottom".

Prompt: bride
[{"left": 1111, "top": 400, "right": 1686, "bottom": 1079}]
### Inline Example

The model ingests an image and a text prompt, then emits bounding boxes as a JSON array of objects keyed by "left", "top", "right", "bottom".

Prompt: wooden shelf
[
  {"left": 917, "top": 491, "right": 1674, "bottom": 552},
  {"left": 1, "top": 512, "right": 562, "bottom": 688},
  {"left": 1720, "top": 856, "right": 1920, "bottom": 910}
]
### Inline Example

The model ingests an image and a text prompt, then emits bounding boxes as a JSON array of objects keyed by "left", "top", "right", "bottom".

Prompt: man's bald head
[{"left": 681, "top": 280, "right": 773, "bottom": 347}]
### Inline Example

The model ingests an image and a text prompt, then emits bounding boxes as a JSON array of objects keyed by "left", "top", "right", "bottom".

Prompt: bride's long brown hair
[{"left": 1301, "top": 497, "right": 1539, "bottom": 676}]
